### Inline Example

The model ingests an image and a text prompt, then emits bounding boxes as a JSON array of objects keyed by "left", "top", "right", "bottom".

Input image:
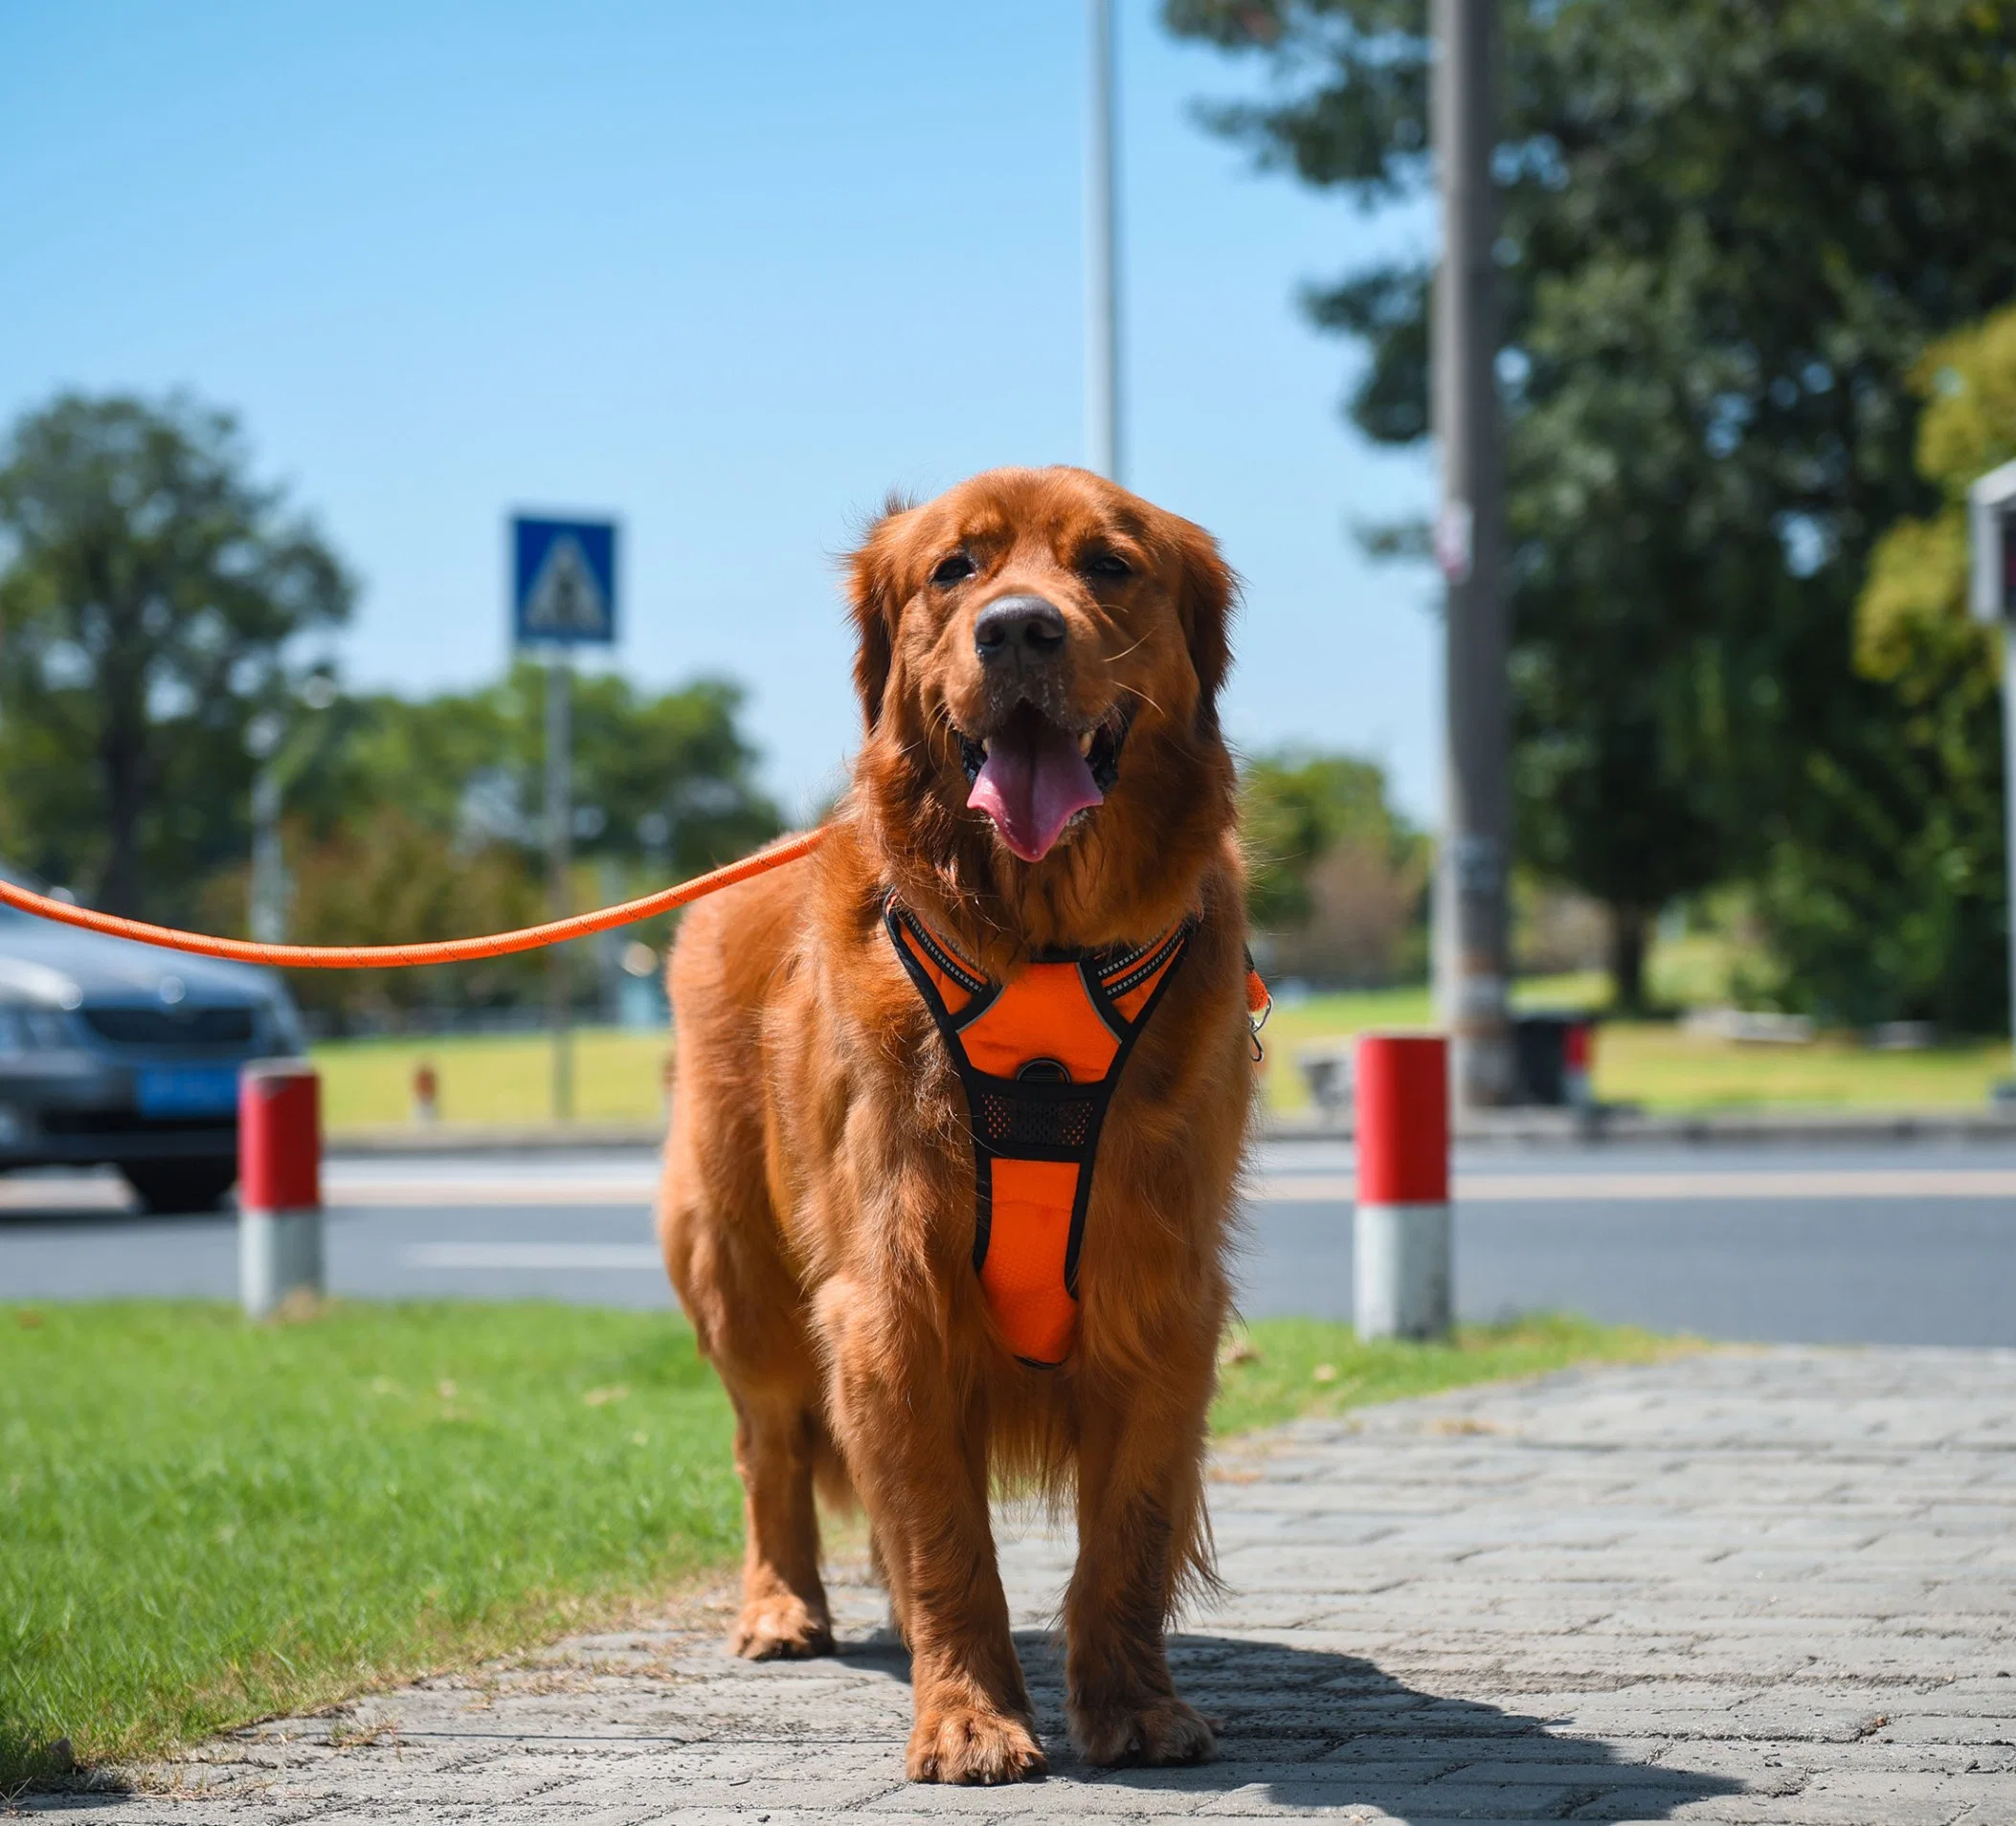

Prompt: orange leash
[{"left": 0, "top": 828, "right": 826, "bottom": 969}]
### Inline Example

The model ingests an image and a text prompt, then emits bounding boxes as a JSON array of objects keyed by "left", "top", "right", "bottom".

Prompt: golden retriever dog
[{"left": 657, "top": 465, "right": 1256, "bottom": 1783}]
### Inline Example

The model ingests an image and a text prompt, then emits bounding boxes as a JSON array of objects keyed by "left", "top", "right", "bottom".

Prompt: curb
[
  {"left": 325, "top": 1121, "right": 664, "bottom": 1157},
  {"left": 1268, "top": 1104, "right": 2016, "bottom": 1147},
  {"left": 323, "top": 1106, "right": 2016, "bottom": 1156}
]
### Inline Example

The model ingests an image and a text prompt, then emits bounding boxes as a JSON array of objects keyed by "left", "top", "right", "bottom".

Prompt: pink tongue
[{"left": 968, "top": 715, "right": 1104, "bottom": 862}]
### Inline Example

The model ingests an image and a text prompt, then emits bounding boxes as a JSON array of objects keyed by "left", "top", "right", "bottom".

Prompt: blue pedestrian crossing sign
[{"left": 511, "top": 516, "right": 618, "bottom": 648}]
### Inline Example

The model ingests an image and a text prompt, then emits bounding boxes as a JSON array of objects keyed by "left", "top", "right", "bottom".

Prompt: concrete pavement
[{"left": 38, "top": 1345, "right": 2016, "bottom": 1823}]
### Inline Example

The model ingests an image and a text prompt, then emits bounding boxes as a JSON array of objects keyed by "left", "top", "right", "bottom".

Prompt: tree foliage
[
  {"left": 232, "top": 666, "right": 783, "bottom": 1026},
  {"left": 1242, "top": 749, "right": 1428, "bottom": 984},
  {"left": 0, "top": 393, "right": 352, "bottom": 917},
  {"left": 293, "top": 662, "right": 780, "bottom": 876},
  {"left": 1761, "top": 304, "right": 2016, "bottom": 1031},
  {"left": 1166, "top": 0, "right": 2016, "bottom": 1020},
  {"left": 0, "top": 390, "right": 784, "bottom": 1025}
]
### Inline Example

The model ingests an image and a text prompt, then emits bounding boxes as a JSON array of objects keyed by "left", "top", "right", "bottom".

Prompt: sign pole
[
  {"left": 510, "top": 510, "right": 616, "bottom": 1126},
  {"left": 546, "top": 649, "right": 573, "bottom": 1123},
  {"left": 1431, "top": 0, "right": 1516, "bottom": 1110},
  {"left": 1086, "top": 0, "right": 1121, "bottom": 482}
]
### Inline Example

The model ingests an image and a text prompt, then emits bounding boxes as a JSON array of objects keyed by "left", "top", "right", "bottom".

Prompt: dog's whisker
[{"left": 1119, "top": 680, "right": 1169, "bottom": 721}]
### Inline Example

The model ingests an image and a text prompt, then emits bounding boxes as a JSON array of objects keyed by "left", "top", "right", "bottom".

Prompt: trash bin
[{"left": 1512, "top": 1013, "right": 1597, "bottom": 1108}]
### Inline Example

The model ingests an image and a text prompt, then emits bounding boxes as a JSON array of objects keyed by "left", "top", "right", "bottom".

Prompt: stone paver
[{"left": 24, "top": 1347, "right": 2016, "bottom": 1823}]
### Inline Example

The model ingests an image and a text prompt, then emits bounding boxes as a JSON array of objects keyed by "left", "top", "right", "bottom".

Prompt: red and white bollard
[
  {"left": 238, "top": 1059, "right": 323, "bottom": 1319},
  {"left": 1354, "top": 1033, "right": 1451, "bottom": 1339}
]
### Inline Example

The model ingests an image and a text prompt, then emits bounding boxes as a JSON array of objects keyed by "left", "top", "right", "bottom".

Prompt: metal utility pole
[
  {"left": 546, "top": 654, "right": 574, "bottom": 1122},
  {"left": 1086, "top": 0, "right": 1122, "bottom": 482},
  {"left": 245, "top": 681, "right": 344, "bottom": 947},
  {"left": 1431, "top": 0, "right": 1516, "bottom": 1109},
  {"left": 249, "top": 768, "right": 286, "bottom": 944}
]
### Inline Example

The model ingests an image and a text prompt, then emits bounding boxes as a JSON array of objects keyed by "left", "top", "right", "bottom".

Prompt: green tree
[
  {"left": 0, "top": 393, "right": 352, "bottom": 917},
  {"left": 1772, "top": 304, "right": 2016, "bottom": 1031},
  {"left": 1166, "top": 0, "right": 2016, "bottom": 1017},
  {"left": 262, "top": 809, "right": 549, "bottom": 1027},
  {"left": 258, "top": 665, "right": 782, "bottom": 1025},
  {"left": 1242, "top": 749, "right": 1428, "bottom": 984},
  {"left": 294, "top": 662, "right": 781, "bottom": 875}
]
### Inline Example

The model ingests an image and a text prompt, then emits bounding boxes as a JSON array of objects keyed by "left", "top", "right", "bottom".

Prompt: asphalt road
[{"left": 4, "top": 1139, "right": 2015, "bottom": 1346}]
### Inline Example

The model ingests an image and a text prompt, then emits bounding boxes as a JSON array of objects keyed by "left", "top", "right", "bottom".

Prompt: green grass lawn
[
  {"left": 1585, "top": 1021, "right": 2009, "bottom": 1111},
  {"left": 0, "top": 1300, "right": 1669, "bottom": 1789},
  {"left": 1208, "top": 1312, "right": 1677, "bottom": 1436},
  {"left": 312, "top": 1027, "right": 670, "bottom": 1129},
  {"left": 0, "top": 1303, "right": 742, "bottom": 1791},
  {"left": 1258, "top": 979, "right": 2010, "bottom": 1116},
  {"left": 313, "top": 967, "right": 2012, "bottom": 1134}
]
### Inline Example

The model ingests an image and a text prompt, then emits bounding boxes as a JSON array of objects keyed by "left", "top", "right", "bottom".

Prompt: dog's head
[{"left": 846, "top": 466, "right": 1238, "bottom": 948}]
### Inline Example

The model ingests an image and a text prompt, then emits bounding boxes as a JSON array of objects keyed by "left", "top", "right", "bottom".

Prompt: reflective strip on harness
[{"left": 885, "top": 902, "right": 1193, "bottom": 1368}]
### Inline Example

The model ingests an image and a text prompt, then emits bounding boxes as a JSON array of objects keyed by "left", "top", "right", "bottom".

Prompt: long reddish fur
[{"left": 657, "top": 466, "right": 1254, "bottom": 1783}]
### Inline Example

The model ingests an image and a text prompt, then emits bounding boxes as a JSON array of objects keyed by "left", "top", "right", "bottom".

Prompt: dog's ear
[
  {"left": 846, "top": 495, "right": 913, "bottom": 733},
  {"left": 1172, "top": 516, "right": 1236, "bottom": 734}
]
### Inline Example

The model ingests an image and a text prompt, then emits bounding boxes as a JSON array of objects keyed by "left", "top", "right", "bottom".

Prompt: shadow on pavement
[{"left": 840, "top": 1629, "right": 1743, "bottom": 1819}]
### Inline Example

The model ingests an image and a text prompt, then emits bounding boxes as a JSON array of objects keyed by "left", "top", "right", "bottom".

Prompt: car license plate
[{"left": 135, "top": 1066, "right": 240, "bottom": 1118}]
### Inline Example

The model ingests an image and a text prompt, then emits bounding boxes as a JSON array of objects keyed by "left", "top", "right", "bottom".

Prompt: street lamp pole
[
  {"left": 1086, "top": 0, "right": 1122, "bottom": 483},
  {"left": 1431, "top": 0, "right": 1516, "bottom": 1109},
  {"left": 249, "top": 768, "right": 285, "bottom": 944}
]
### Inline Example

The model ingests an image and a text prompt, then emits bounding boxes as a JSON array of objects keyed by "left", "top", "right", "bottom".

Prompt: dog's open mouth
[{"left": 956, "top": 703, "right": 1130, "bottom": 863}]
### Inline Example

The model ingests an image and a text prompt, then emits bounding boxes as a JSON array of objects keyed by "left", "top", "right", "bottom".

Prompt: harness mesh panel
[{"left": 976, "top": 1086, "right": 1099, "bottom": 1152}]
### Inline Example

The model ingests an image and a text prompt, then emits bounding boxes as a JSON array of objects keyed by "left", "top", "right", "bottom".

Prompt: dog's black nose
[{"left": 974, "top": 594, "right": 1066, "bottom": 665}]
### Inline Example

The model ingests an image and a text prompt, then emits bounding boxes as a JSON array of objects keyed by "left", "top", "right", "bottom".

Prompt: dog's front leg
[
  {"left": 818, "top": 1280, "right": 1044, "bottom": 1785},
  {"left": 1064, "top": 1354, "right": 1220, "bottom": 1768}
]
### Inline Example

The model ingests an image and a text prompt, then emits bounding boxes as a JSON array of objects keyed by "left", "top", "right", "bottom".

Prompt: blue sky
[{"left": 0, "top": 2, "right": 1440, "bottom": 822}]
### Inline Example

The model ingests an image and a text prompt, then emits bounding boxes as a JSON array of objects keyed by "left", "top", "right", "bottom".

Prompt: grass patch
[
  {"left": 1258, "top": 982, "right": 2008, "bottom": 1115},
  {"left": 315, "top": 973, "right": 2010, "bottom": 1133},
  {"left": 0, "top": 1301, "right": 1670, "bottom": 1789},
  {"left": 0, "top": 1301, "right": 740, "bottom": 1789},
  {"left": 311, "top": 1027, "right": 670, "bottom": 1130},
  {"left": 1214, "top": 1313, "right": 1681, "bottom": 1436},
  {"left": 1587, "top": 1022, "right": 2008, "bottom": 1112}
]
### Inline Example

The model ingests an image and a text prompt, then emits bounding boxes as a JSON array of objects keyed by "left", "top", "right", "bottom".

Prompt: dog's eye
[
  {"left": 931, "top": 553, "right": 976, "bottom": 587},
  {"left": 1082, "top": 550, "right": 1131, "bottom": 580}
]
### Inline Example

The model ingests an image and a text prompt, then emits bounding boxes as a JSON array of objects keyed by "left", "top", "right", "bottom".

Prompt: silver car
[{"left": 0, "top": 873, "right": 305, "bottom": 1212}]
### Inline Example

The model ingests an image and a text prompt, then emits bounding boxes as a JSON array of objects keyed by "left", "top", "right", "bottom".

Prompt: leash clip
[{"left": 1243, "top": 947, "right": 1272, "bottom": 1064}]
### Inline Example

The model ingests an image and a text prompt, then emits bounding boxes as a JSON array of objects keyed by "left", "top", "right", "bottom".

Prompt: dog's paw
[
  {"left": 1070, "top": 1695, "right": 1218, "bottom": 1768},
  {"left": 727, "top": 1592, "right": 834, "bottom": 1660},
  {"left": 906, "top": 1705, "right": 1046, "bottom": 1784}
]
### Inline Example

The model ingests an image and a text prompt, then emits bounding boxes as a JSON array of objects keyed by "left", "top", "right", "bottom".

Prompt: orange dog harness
[{"left": 886, "top": 901, "right": 1266, "bottom": 1370}]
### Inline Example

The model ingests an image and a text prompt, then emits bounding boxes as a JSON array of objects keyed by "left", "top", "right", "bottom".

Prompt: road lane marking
[
  {"left": 401, "top": 1242, "right": 662, "bottom": 1271},
  {"left": 1256, "top": 1170, "right": 2016, "bottom": 1202},
  {"left": 0, "top": 1181, "right": 130, "bottom": 1212},
  {"left": 326, "top": 1180, "right": 655, "bottom": 1206},
  {"left": 8, "top": 1165, "right": 2012, "bottom": 1220}
]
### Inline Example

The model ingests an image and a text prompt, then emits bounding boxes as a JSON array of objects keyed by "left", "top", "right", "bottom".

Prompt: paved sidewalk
[{"left": 32, "top": 1348, "right": 2016, "bottom": 1823}]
